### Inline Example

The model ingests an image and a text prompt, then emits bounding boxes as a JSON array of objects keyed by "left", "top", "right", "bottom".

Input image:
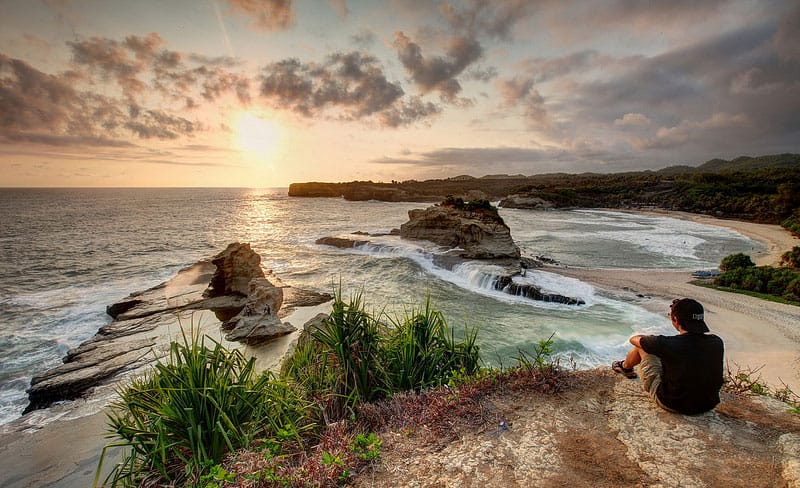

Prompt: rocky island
[
  {"left": 317, "top": 197, "right": 584, "bottom": 305},
  {"left": 24, "top": 242, "right": 332, "bottom": 413}
]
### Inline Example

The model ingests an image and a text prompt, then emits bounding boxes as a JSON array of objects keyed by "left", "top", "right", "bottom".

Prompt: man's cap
[{"left": 670, "top": 298, "right": 709, "bottom": 333}]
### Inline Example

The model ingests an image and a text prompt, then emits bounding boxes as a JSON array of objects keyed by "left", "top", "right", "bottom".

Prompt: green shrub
[
  {"left": 98, "top": 331, "right": 314, "bottom": 487},
  {"left": 781, "top": 246, "right": 800, "bottom": 269},
  {"left": 383, "top": 297, "right": 480, "bottom": 391},
  {"left": 719, "top": 252, "right": 755, "bottom": 272},
  {"left": 282, "top": 291, "right": 481, "bottom": 421},
  {"left": 782, "top": 209, "right": 800, "bottom": 237},
  {"left": 311, "top": 289, "right": 383, "bottom": 416}
]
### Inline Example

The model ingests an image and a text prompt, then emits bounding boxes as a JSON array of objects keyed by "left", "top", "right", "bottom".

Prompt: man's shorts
[{"left": 637, "top": 353, "right": 677, "bottom": 413}]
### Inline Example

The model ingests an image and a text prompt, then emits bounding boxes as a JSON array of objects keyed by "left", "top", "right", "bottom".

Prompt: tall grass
[
  {"left": 384, "top": 297, "right": 480, "bottom": 391},
  {"left": 97, "top": 331, "right": 315, "bottom": 487},
  {"left": 282, "top": 290, "right": 481, "bottom": 422}
]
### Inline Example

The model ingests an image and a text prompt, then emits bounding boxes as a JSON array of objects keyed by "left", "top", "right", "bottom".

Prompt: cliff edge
[{"left": 351, "top": 369, "right": 800, "bottom": 488}]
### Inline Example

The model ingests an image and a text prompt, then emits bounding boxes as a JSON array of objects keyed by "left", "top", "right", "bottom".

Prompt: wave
[{"left": 315, "top": 236, "right": 594, "bottom": 309}]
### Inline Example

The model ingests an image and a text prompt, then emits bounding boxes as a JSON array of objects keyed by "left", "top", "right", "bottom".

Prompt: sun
[{"left": 236, "top": 112, "right": 280, "bottom": 155}]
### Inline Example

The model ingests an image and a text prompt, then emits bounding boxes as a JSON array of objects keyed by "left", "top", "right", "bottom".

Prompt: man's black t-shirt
[{"left": 639, "top": 333, "right": 724, "bottom": 414}]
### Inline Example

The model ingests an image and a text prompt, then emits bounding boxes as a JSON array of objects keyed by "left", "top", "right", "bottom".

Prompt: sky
[{"left": 0, "top": 0, "right": 798, "bottom": 187}]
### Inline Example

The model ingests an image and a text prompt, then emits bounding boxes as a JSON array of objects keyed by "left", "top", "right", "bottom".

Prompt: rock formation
[
  {"left": 400, "top": 202, "right": 520, "bottom": 259},
  {"left": 24, "top": 243, "right": 332, "bottom": 413},
  {"left": 493, "top": 275, "right": 584, "bottom": 305},
  {"left": 498, "top": 194, "right": 554, "bottom": 209},
  {"left": 314, "top": 200, "right": 582, "bottom": 306}
]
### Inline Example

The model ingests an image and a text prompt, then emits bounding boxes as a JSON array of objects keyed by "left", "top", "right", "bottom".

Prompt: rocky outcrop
[
  {"left": 493, "top": 276, "right": 584, "bottom": 305},
  {"left": 205, "top": 242, "right": 265, "bottom": 297},
  {"left": 315, "top": 236, "right": 369, "bottom": 249},
  {"left": 499, "top": 194, "right": 554, "bottom": 209},
  {"left": 222, "top": 278, "right": 295, "bottom": 345},
  {"left": 24, "top": 243, "right": 331, "bottom": 414},
  {"left": 400, "top": 204, "right": 520, "bottom": 259}
]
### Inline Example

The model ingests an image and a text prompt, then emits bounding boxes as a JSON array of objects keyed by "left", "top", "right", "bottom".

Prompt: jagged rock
[
  {"left": 498, "top": 194, "right": 554, "bottom": 209},
  {"left": 223, "top": 278, "right": 294, "bottom": 345},
  {"left": 24, "top": 242, "right": 329, "bottom": 413},
  {"left": 205, "top": 242, "right": 265, "bottom": 297},
  {"left": 316, "top": 236, "right": 369, "bottom": 248},
  {"left": 493, "top": 276, "right": 585, "bottom": 305},
  {"left": 224, "top": 315, "right": 296, "bottom": 345},
  {"left": 400, "top": 204, "right": 520, "bottom": 259},
  {"left": 281, "top": 289, "right": 334, "bottom": 317}
]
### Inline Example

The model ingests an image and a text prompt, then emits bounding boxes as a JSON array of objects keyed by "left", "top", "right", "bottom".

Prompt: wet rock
[
  {"left": 316, "top": 236, "right": 369, "bottom": 248},
  {"left": 493, "top": 275, "right": 585, "bottom": 305},
  {"left": 498, "top": 194, "right": 554, "bottom": 209}
]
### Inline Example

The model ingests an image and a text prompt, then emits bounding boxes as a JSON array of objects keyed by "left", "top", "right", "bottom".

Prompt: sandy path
[{"left": 553, "top": 212, "right": 800, "bottom": 391}]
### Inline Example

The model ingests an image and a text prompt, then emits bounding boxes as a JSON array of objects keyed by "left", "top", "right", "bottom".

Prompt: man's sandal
[{"left": 612, "top": 360, "right": 637, "bottom": 379}]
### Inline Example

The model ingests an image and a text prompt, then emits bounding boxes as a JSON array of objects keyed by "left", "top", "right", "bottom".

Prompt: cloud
[
  {"left": 393, "top": 31, "right": 482, "bottom": 101},
  {"left": 258, "top": 51, "right": 439, "bottom": 126},
  {"left": 466, "top": 65, "right": 497, "bottom": 82},
  {"left": 329, "top": 0, "right": 348, "bottom": 19},
  {"left": 221, "top": 0, "right": 295, "bottom": 31},
  {"left": 0, "top": 132, "right": 135, "bottom": 147},
  {"left": 67, "top": 34, "right": 251, "bottom": 104},
  {"left": 371, "top": 145, "right": 638, "bottom": 175},
  {"left": 439, "top": 0, "right": 534, "bottom": 40},
  {"left": 0, "top": 45, "right": 213, "bottom": 144},
  {"left": 614, "top": 113, "right": 651, "bottom": 127},
  {"left": 641, "top": 113, "right": 749, "bottom": 149},
  {"left": 125, "top": 108, "right": 195, "bottom": 139},
  {"left": 350, "top": 29, "right": 376, "bottom": 48},
  {"left": 495, "top": 77, "right": 549, "bottom": 128}
]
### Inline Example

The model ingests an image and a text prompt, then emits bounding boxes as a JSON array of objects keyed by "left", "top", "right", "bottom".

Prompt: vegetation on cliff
[
  {"left": 288, "top": 153, "right": 800, "bottom": 226},
  {"left": 97, "top": 292, "right": 481, "bottom": 487},
  {"left": 710, "top": 250, "right": 800, "bottom": 304}
]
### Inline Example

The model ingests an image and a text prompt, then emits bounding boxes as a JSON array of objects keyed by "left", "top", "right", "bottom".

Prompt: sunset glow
[
  {"left": 0, "top": 1, "right": 797, "bottom": 187},
  {"left": 236, "top": 113, "right": 280, "bottom": 157}
]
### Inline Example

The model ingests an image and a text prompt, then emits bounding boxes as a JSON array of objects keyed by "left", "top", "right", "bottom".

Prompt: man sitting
[{"left": 612, "top": 298, "right": 724, "bottom": 415}]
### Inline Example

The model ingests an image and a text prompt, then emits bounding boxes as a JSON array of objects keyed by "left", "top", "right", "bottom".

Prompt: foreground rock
[
  {"left": 353, "top": 369, "right": 800, "bottom": 488},
  {"left": 24, "top": 243, "right": 332, "bottom": 413}
]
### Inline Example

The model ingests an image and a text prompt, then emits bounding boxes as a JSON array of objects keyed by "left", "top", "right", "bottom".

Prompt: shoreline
[
  {"left": 614, "top": 208, "right": 798, "bottom": 266},
  {"left": 553, "top": 209, "right": 800, "bottom": 391}
]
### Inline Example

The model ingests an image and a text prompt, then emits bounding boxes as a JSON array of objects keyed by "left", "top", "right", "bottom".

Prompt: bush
[
  {"left": 782, "top": 209, "right": 800, "bottom": 237},
  {"left": 781, "top": 246, "right": 800, "bottom": 269},
  {"left": 98, "top": 332, "right": 314, "bottom": 487},
  {"left": 282, "top": 290, "right": 481, "bottom": 422},
  {"left": 715, "top": 265, "right": 800, "bottom": 302},
  {"left": 719, "top": 252, "right": 755, "bottom": 272},
  {"left": 383, "top": 297, "right": 480, "bottom": 391}
]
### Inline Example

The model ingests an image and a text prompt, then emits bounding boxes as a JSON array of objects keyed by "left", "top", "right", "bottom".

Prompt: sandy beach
[{"left": 554, "top": 210, "right": 800, "bottom": 392}]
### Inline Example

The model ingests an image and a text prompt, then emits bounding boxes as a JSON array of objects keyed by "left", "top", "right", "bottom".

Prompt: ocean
[{"left": 0, "top": 188, "right": 762, "bottom": 425}]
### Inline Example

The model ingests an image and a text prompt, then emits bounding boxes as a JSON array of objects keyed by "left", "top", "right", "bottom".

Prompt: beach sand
[{"left": 554, "top": 210, "right": 800, "bottom": 392}]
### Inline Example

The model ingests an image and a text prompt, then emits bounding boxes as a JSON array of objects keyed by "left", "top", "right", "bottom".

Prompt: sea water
[{"left": 0, "top": 188, "right": 762, "bottom": 425}]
